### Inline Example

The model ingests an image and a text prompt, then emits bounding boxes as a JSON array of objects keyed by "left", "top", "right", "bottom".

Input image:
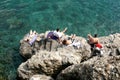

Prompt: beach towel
[{"left": 29, "top": 35, "right": 37, "bottom": 45}]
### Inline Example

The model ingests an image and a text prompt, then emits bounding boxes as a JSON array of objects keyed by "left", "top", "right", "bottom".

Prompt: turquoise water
[{"left": 0, "top": 0, "right": 120, "bottom": 80}]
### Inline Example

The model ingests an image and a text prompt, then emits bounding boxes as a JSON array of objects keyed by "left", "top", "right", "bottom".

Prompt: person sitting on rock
[
  {"left": 87, "top": 34, "right": 99, "bottom": 51},
  {"left": 94, "top": 42, "right": 103, "bottom": 56},
  {"left": 87, "top": 34, "right": 103, "bottom": 56}
]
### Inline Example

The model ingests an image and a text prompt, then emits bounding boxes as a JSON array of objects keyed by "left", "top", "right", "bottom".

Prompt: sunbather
[
  {"left": 24, "top": 30, "right": 38, "bottom": 45},
  {"left": 87, "top": 34, "right": 99, "bottom": 51},
  {"left": 47, "top": 27, "right": 67, "bottom": 42},
  {"left": 62, "top": 35, "right": 81, "bottom": 49},
  {"left": 87, "top": 34, "right": 103, "bottom": 56}
]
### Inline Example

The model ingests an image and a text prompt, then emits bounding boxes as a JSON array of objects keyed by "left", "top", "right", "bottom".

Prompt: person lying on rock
[
  {"left": 47, "top": 27, "right": 67, "bottom": 43},
  {"left": 62, "top": 35, "right": 82, "bottom": 49},
  {"left": 43, "top": 27, "right": 67, "bottom": 51},
  {"left": 24, "top": 30, "right": 38, "bottom": 45}
]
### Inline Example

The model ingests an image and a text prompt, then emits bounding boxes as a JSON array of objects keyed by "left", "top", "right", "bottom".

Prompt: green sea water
[{"left": 0, "top": 0, "right": 120, "bottom": 80}]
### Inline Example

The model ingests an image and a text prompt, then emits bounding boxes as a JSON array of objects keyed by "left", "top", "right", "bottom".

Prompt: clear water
[{"left": 0, "top": 0, "right": 120, "bottom": 80}]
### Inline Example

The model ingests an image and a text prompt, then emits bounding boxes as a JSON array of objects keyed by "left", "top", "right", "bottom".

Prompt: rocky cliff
[{"left": 17, "top": 32, "right": 120, "bottom": 80}]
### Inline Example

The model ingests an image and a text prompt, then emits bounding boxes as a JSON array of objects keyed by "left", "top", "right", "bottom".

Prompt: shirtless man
[{"left": 87, "top": 34, "right": 99, "bottom": 51}]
